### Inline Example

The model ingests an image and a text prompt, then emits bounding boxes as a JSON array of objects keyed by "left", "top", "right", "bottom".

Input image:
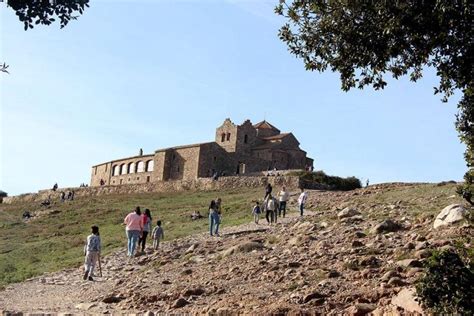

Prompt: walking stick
[{"left": 98, "top": 253, "right": 102, "bottom": 277}]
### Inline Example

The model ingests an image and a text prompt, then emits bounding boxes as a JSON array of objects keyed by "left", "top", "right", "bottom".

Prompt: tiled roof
[
  {"left": 261, "top": 133, "right": 290, "bottom": 140},
  {"left": 253, "top": 120, "right": 280, "bottom": 131}
]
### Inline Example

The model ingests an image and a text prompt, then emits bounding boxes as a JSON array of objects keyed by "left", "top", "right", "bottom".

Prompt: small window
[
  {"left": 128, "top": 178, "right": 130, "bottom": 181},
  {"left": 112, "top": 180, "right": 115, "bottom": 184},
  {"left": 244, "top": 134, "right": 248, "bottom": 144},
  {"left": 146, "top": 176, "right": 150, "bottom": 183},
  {"left": 221, "top": 133, "right": 225, "bottom": 142},
  {"left": 94, "top": 167, "right": 97, "bottom": 175},
  {"left": 226, "top": 133, "right": 230, "bottom": 141},
  {"left": 177, "top": 166, "right": 180, "bottom": 172},
  {"left": 137, "top": 177, "right": 140, "bottom": 180},
  {"left": 172, "top": 154, "right": 176, "bottom": 161},
  {"left": 213, "top": 156, "right": 217, "bottom": 162}
]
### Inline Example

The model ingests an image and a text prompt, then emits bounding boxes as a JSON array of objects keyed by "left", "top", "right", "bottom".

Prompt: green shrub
[
  {"left": 291, "top": 170, "right": 362, "bottom": 191},
  {"left": 416, "top": 249, "right": 474, "bottom": 314}
]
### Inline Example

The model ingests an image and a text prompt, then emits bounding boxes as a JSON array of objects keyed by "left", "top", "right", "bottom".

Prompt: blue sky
[{"left": 0, "top": 0, "right": 465, "bottom": 195}]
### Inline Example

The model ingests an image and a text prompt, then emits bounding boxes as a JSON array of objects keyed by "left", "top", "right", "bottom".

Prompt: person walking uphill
[
  {"left": 123, "top": 207, "right": 143, "bottom": 257},
  {"left": 83, "top": 225, "right": 101, "bottom": 281},
  {"left": 152, "top": 220, "right": 164, "bottom": 250},
  {"left": 278, "top": 186, "right": 289, "bottom": 218},
  {"left": 297, "top": 188, "right": 308, "bottom": 217},
  {"left": 264, "top": 183, "right": 272, "bottom": 200},
  {"left": 138, "top": 209, "right": 152, "bottom": 253},
  {"left": 265, "top": 194, "right": 277, "bottom": 225},
  {"left": 209, "top": 200, "right": 220, "bottom": 236}
]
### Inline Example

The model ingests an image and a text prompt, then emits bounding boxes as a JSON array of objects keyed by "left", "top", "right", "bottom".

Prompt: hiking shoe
[
  {"left": 83, "top": 270, "right": 89, "bottom": 280},
  {"left": 88, "top": 276, "right": 94, "bottom": 281}
]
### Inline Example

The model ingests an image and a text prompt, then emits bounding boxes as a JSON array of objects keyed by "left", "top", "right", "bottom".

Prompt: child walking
[
  {"left": 83, "top": 225, "right": 101, "bottom": 281},
  {"left": 151, "top": 220, "right": 164, "bottom": 250},
  {"left": 252, "top": 201, "right": 261, "bottom": 224}
]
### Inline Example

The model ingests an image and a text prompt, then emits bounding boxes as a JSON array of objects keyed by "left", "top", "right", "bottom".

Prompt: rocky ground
[{"left": 0, "top": 184, "right": 471, "bottom": 315}]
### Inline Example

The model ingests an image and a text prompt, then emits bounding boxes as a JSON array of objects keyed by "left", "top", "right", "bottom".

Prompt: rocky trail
[{"left": 1, "top": 185, "right": 472, "bottom": 315}]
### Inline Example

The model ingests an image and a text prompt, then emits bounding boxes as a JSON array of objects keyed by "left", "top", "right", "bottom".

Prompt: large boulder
[
  {"left": 371, "top": 219, "right": 402, "bottom": 234},
  {"left": 433, "top": 204, "right": 467, "bottom": 229},
  {"left": 391, "top": 288, "right": 423, "bottom": 313},
  {"left": 338, "top": 207, "right": 361, "bottom": 219}
]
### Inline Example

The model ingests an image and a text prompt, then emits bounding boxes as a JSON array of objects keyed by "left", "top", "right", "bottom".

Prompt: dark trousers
[
  {"left": 279, "top": 201, "right": 287, "bottom": 217},
  {"left": 139, "top": 231, "right": 148, "bottom": 252},
  {"left": 266, "top": 209, "right": 276, "bottom": 223},
  {"left": 299, "top": 203, "right": 304, "bottom": 216}
]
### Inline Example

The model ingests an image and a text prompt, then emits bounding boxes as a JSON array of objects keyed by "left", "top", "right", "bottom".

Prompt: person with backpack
[
  {"left": 297, "top": 188, "right": 308, "bottom": 217},
  {"left": 83, "top": 225, "right": 101, "bottom": 281},
  {"left": 265, "top": 194, "right": 277, "bottom": 225},
  {"left": 138, "top": 209, "right": 152, "bottom": 253},
  {"left": 252, "top": 201, "right": 261, "bottom": 224},
  {"left": 209, "top": 200, "right": 220, "bottom": 236},
  {"left": 123, "top": 206, "right": 143, "bottom": 257},
  {"left": 151, "top": 220, "right": 164, "bottom": 250}
]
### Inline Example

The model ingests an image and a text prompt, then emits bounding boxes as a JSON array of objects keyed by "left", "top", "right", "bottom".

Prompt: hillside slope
[{"left": 0, "top": 183, "right": 472, "bottom": 314}]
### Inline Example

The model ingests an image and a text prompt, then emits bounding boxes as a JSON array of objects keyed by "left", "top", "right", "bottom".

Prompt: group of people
[
  {"left": 123, "top": 207, "right": 164, "bottom": 257},
  {"left": 79, "top": 183, "right": 89, "bottom": 188},
  {"left": 82, "top": 184, "right": 308, "bottom": 281},
  {"left": 251, "top": 184, "right": 307, "bottom": 225},
  {"left": 60, "top": 190, "right": 75, "bottom": 202}
]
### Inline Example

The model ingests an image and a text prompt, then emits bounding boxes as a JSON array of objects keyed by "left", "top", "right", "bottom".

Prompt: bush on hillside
[
  {"left": 291, "top": 170, "right": 362, "bottom": 191},
  {"left": 415, "top": 249, "right": 474, "bottom": 314}
]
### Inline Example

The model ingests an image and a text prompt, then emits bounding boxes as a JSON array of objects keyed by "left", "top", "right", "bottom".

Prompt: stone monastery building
[{"left": 90, "top": 119, "right": 313, "bottom": 186}]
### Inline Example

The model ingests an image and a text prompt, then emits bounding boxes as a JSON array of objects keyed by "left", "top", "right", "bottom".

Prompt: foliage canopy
[
  {"left": 276, "top": 0, "right": 473, "bottom": 192},
  {"left": 6, "top": 0, "right": 89, "bottom": 30}
]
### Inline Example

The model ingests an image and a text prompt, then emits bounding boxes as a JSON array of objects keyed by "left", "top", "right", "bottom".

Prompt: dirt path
[{"left": 0, "top": 208, "right": 314, "bottom": 313}]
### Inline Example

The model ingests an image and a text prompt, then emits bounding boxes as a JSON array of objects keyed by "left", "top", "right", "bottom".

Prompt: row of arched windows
[{"left": 112, "top": 160, "right": 154, "bottom": 176}]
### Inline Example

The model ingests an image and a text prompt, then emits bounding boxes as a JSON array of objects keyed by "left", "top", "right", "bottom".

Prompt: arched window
[
  {"left": 221, "top": 133, "right": 225, "bottom": 142},
  {"left": 244, "top": 134, "right": 248, "bottom": 144},
  {"left": 226, "top": 133, "right": 230, "bottom": 141},
  {"left": 113, "top": 165, "right": 119, "bottom": 176},
  {"left": 120, "top": 164, "right": 127, "bottom": 175},
  {"left": 146, "top": 160, "right": 154, "bottom": 172},
  {"left": 128, "top": 162, "right": 135, "bottom": 174},
  {"left": 137, "top": 161, "right": 145, "bottom": 173}
]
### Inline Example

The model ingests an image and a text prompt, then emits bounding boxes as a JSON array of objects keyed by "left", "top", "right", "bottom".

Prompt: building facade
[{"left": 90, "top": 119, "right": 313, "bottom": 186}]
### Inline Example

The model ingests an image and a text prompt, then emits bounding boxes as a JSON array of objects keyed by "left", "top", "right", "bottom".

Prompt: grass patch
[{"left": 0, "top": 188, "right": 262, "bottom": 287}]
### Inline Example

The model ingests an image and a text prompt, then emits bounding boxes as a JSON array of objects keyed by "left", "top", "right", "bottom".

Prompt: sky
[{"left": 0, "top": 0, "right": 466, "bottom": 195}]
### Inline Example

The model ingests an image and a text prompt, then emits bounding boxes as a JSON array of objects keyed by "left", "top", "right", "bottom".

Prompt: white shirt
[
  {"left": 297, "top": 191, "right": 307, "bottom": 205},
  {"left": 279, "top": 190, "right": 289, "bottom": 202}
]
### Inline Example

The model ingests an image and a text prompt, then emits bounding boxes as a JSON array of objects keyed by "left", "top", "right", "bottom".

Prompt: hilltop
[{"left": 0, "top": 182, "right": 472, "bottom": 314}]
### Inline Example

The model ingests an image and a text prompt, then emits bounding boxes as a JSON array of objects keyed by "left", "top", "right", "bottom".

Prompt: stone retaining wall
[{"left": 2, "top": 175, "right": 301, "bottom": 205}]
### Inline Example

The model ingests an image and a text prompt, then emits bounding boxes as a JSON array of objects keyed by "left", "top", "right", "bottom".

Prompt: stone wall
[
  {"left": 91, "top": 154, "right": 155, "bottom": 186},
  {"left": 2, "top": 175, "right": 301, "bottom": 205}
]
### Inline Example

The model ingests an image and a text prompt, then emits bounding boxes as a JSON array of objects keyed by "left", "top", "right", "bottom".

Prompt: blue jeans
[
  {"left": 126, "top": 230, "right": 140, "bottom": 256},
  {"left": 209, "top": 213, "right": 220, "bottom": 235},
  {"left": 299, "top": 203, "right": 304, "bottom": 216}
]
